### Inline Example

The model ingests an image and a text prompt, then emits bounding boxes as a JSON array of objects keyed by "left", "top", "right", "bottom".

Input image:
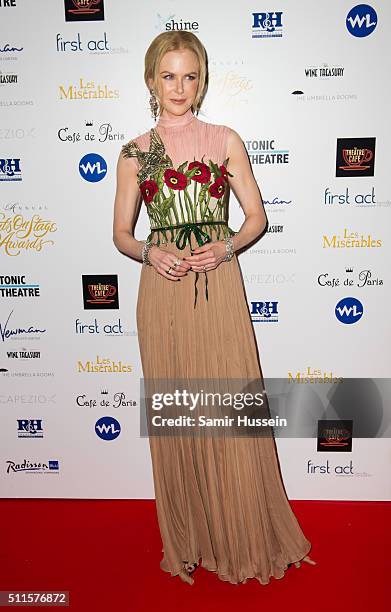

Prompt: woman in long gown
[{"left": 113, "top": 31, "right": 316, "bottom": 586}]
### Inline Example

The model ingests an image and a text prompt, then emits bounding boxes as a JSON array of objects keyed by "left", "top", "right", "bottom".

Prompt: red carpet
[{"left": 0, "top": 500, "right": 389, "bottom": 611}]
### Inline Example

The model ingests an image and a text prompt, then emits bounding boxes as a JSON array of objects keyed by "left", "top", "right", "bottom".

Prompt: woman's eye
[{"left": 163, "top": 75, "right": 196, "bottom": 80}]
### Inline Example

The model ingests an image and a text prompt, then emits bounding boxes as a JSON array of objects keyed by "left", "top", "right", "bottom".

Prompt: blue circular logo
[
  {"left": 335, "top": 297, "right": 364, "bottom": 324},
  {"left": 79, "top": 153, "right": 107, "bottom": 182},
  {"left": 346, "top": 4, "right": 377, "bottom": 37},
  {"left": 95, "top": 416, "right": 121, "bottom": 440}
]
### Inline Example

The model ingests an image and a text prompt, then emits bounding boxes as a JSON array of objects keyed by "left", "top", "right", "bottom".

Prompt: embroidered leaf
[
  {"left": 198, "top": 183, "right": 208, "bottom": 204},
  {"left": 156, "top": 167, "right": 165, "bottom": 190},
  {"left": 177, "top": 160, "right": 188, "bottom": 174},
  {"left": 222, "top": 157, "right": 234, "bottom": 177},
  {"left": 209, "top": 159, "right": 220, "bottom": 178},
  {"left": 186, "top": 167, "right": 201, "bottom": 179},
  {"left": 160, "top": 192, "right": 175, "bottom": 216}
]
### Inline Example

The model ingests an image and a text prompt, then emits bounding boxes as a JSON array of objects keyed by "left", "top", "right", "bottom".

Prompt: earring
[{"left": 149, "top": 89, "right": 159, "bottom": 121}]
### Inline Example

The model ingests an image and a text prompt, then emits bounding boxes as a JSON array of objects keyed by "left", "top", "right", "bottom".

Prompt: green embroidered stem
[
  {"left": 200, "top": 192, "right": 206, "bottom": 220},
  {"left": 210, "top": 200, "right": 220, "bottom": 218},
  {"left": 178, "top": 190, "right": 186, "bottom": 223},
  {"left": 194, "top": 180, "right": 198, "bottom": 218},
  {"left": 183, "top": 188, "right": 195, "bottom": 222},
  {"left": 148, "top": 202, "right": 161, "bottom": 227},
  {"left": 171, "top": 204, "right": 180, "bottom": 225},
  {"left": 201, "top": 192, "right": 212, "bottom": 221},
  {"left": 219, "top": 198, "right": 224, "bottom": 218},
  {"left": 168, "top": 207, "right": 175, "bottom": 226}
]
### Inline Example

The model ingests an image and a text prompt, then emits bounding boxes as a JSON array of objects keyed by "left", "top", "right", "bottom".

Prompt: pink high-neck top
[{"left": 129, "top": 108, "right": 231, "bottom": 170}]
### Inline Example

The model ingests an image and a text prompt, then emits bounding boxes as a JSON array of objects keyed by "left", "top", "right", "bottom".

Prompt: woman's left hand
[{"left": 182, "top": 241, "right": 228, "bottom": 272}]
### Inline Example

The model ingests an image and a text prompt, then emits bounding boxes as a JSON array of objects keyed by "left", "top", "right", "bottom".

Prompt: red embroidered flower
[
  {"left": 139, "top": 179, "right": 158, "bottom": 204},
  {"left": 209, "top": 177, "right": 226, "bottom": 199},
  {"left": 187, "top": 161, "right": 211, "bottom": 184},
  {"left": 163, "top": 169, "right": 188, "bottom": 190},
  {"left": 220, "top": 164, "right": 229, "bottom": 182}
]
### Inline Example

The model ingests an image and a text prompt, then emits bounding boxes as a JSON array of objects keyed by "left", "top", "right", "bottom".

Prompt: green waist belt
[{"left": 147, "top": 221, "right": 232, "bottom": 309}]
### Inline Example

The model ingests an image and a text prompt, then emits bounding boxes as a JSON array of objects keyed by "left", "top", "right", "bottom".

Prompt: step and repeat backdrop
[{"left": 1, "top": 1, "right": 390, "bottom": 500}]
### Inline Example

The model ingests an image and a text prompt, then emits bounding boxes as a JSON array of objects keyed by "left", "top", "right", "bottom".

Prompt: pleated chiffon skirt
[{"left": 136, "top": 230, "right": 312, "bottom": 585}]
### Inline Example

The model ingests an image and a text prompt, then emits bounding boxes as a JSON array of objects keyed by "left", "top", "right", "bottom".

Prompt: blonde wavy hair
[{"left": 144, "top": 31, "right": 209, "bottom": 116}]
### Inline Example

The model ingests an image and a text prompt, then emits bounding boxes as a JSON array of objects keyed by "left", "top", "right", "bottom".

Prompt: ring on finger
[{"left": 167, "top": 266, "right": 173, "bottom": 275}]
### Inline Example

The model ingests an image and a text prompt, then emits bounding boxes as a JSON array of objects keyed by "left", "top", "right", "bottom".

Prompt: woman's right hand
[{"left": 148, "top": 245, "right": 192, "bottom": 281}]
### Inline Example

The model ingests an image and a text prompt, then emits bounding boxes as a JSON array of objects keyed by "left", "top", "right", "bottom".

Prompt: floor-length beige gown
[{"left": 122, "top": 108, "right": 312, "bottom": 585}]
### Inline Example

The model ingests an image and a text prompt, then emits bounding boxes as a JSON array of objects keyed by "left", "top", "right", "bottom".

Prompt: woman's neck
[{"left": 156, "top": 107, "right": 196, "bottom": 129}]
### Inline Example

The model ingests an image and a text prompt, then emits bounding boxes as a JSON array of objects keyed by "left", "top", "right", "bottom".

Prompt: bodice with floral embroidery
[
  {"left": 121, "top": 122, "right": 236, "bottom": 251},
  {"left": 121, "top": 110, "right": 237, "bottom": 308}
]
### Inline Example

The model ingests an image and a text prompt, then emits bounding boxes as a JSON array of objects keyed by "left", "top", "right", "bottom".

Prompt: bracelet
[
  {"left": 222, "top": 235, "right": 235, "bottom": 261},
  {"left": 141, "top": 240, "right": 154, "bottom": 266}
]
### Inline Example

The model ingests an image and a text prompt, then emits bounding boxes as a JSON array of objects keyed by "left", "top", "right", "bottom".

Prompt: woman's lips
[{"left": 171, "top": 99, "right": 186, "bottom": 104}]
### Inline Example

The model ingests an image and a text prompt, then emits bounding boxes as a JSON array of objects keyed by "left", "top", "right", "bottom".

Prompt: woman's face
[{"left": 152, "top": 48, "right": 200, "bottom": 117}]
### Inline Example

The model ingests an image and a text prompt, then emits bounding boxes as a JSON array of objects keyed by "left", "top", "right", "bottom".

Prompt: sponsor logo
[
  {"left": 304, "top": 63, "right": 345, "bottom": 78},
  {"left": 287, "top": 367, "right": 343, "bottom": 383},
  {"left": 6, "top": 348, "right": 41, "bottom": 359},
  {"left": 95, "top": 416, "right": 121, "bottom": 440},
  {"left": 335, "top": 297, "right": 363, "bottom": 324},
  {"left": 266, "top": 224, "right": 284, "bottom": 233},
  {"left": 306, "top": 459, "right": 354, "bottom": 475},
  {"left": 336, "top": 137, "right": 375, "bottom": 177},
  {"left": 0, "top": 310, "right": 46, "bottom": 342},
  {"left": 58, "top": 121, "right": 124, "bottom": 144},
  {"left": 324, "top": 186, "right": 376, "bottom": 207},
  {"left": 0, "top": 127, "right": 36, "bottom": 140},
  {"left": 251, "top": 11, "right": 283, "bottom": 38},
  {"left": 0, "top": 275, "right": 40, "bottom": 297},
  {"left": 0, "top": 0, "right": 18, "bottom": 8},
  {"left": 263, "top": 195, "right": 292, "bottom": 209},
  {"left": 6, "top": 459, "right": 60, "bottom": 474},
  {"left": 77, "top": 355, "right": 133, "bottom": 374},
  {"left": 346, "top": 4, "right": 377, "bottom": 37},
  {"left": 245, "top": 140, "right": 289, "bottom": 165},
  {"left": 64, "top": 0, "right": 104, "bottom": 22},
  {"left": 0, "top": 158, "right": 21, "bottom": 181},
  {"left": 79, "top": 153, "right": 107, "bottom": 182},
  {"left": 0, "top": 394, "right": 55, "bottom": 405},
  {"left": 82, "top": 274, "right": 119, "bottom": 309},
  {"left": 17, "top": 419, "right": 44, "bottom": 438},
  {"left": 164, "top": 18, "right": 199, "bottom": 31},
  {"left": 0, "top": 211, "right": 57, "bottom": 256},
  {"left": 322, "top": 228, "right": 381, "bottom": 249},
  {"left": 317, "top": 268, "right": 383, "bottom": 288},
  {"left": 75, "top": 318, "right": 123, "bottom": 335},
  {"left": 317, "top": 420, "right": 353, "bottom": 452},
  {"left": 59, "top": 78, "right": 119, "bottom": 101},
  {"left": 76, "top": 390, "right": 136, "bottom": 409},
  {"left": 0, "top": 42, "right": 23, "bottom": 60},
  {"left": 250, "top": 301, "right": 279, "bottom": 323}
]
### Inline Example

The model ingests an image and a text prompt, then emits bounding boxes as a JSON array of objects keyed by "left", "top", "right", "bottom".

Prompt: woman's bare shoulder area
[{"left": 200, "top": 119, "right": 242, "bottom": 145}]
